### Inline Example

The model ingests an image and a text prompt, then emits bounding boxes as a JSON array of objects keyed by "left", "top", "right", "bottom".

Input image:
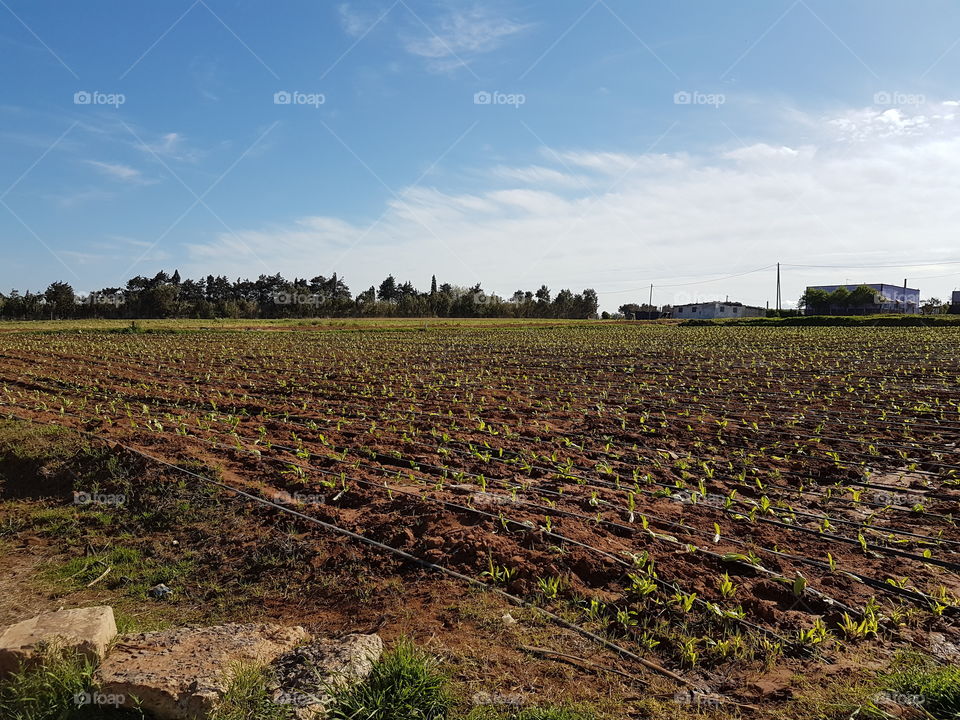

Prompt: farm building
[
  {"left": 804, "top": 283, "right": 920, "bottom": 315},
  {"left": 671, "top": 301, "right": 766, "bottom": 320},
  {"left": 950, "top": 290, "right": 960, "bottom": 314}
]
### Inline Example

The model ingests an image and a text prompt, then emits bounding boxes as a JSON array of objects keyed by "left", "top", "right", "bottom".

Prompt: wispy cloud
[
  {"left": 491, "top": 164, "right": 585, "bottom": 188},
  {"left": 46, "top": 187, "right": 116, "bottom": 208},
  {"left": 86, "top": 160, "right": 155, "bottom": 185},
  {"left": 338, "top": 3, "right": 378, "bottom": 38},
  {"left": 403, "top": 5, "right": 532, "bottom": 73},
  {"left": 190, "top": 57, "right": 222, "bottom": 102}
]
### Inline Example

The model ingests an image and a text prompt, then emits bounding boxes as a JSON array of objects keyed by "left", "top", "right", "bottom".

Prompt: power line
[
  {"left": 783, "top": 260, "right": 960, "bottom": 270},
  {"left": 596, "top": 258, "right": 960, "bottom": 299},
  {"left": 598, "top": 264, "right": 776, "bottom": 295}
]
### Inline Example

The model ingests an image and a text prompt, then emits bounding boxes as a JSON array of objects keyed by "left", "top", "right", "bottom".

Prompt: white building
[{"left": 672, "top": 301, "right": 766, "bottom": 320}]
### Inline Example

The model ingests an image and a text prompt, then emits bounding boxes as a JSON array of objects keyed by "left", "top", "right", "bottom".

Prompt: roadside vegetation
[{"left": 680, "top": 313, "right": 960, "bottom": 326}]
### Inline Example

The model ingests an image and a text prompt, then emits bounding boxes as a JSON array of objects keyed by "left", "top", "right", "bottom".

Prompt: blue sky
[{"left": 3, "top": 1, "right": 960, "bottom": 310}]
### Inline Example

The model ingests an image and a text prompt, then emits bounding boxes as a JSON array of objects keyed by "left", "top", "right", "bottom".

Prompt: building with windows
[
  {"left": 804, "top": 283, "right": 920, "bottom": 315},
  {"left": 671, "top": 301, "right": 766, "bottom": 320}
]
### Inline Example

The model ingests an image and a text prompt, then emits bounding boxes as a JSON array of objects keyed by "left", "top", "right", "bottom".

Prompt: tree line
[{"left": 0, "top": 271, "right": 600, "bottom": 320}]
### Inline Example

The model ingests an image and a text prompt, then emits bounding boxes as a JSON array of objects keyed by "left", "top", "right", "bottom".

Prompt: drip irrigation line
[
  {"left": 0, "top": 409, "right": 699, "bottom": 687},
  {"left": 7, "top": 400, "right": 954, "bottom": 630},
  {"left": 6, "top": 341, "right": 960, "bottom": 441},
  {"left": 7, "top": 368, "right": 957, "bottom": 525},
  {"left": 142, "top": 412, "right": 960, "bottom": 621},
  {"left": 3, "top": 386, "right": 960, "bottom": 568},
  {"left": 6, "top": 348, "right": 960, "bottom": 493},
  {"left": 4, "top": 403, "right": 804, "bottom": 648}
]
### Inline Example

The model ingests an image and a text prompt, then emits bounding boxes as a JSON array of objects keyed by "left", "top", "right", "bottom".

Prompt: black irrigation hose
[
  {"left": 0, "top": 400, "right": 803, "bottom": 649},
  {"left": 223, "top": 398, "right": 956, "bottom": 556},
  {"left": 9, "top": 368, "right": 957, "bottom": 531},
  {"left": 5, "top": 378, "right": 959, "bottom": 588},
  {"left": 131, "top": 410, "right": 960, "bottom": 622},
  {"left": 5, "top": 342, "right": 960, "bottom": 458},
  {"left": 5, "top": 362, "right": 960, "bottom": 557},
  {"left": 4, "top": 380, "right": 957, "bottom": 565},
  {"left": 0, "top": 410, "right": 695, "bottom": 687},
  {"left": 7, "top": 398, "right": 954, "bottom": 634},
  {"left": 95, "top": 399, "right": 943, "bottom": 629},
  {"left": 7, "top": 348, "right": 959, "bottom": 500},
  {"left": 12, "top": 372, "right": 955, "bottom": 555}
]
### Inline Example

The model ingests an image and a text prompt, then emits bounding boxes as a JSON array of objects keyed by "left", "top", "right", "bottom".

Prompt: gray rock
[{"left": 270, "top": 634, "right": 384, "bottom": 719}]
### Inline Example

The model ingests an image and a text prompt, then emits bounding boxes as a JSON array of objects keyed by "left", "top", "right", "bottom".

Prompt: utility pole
[
  {"left": 649, "top": 284, "right": 653, "bottom": 315},
  {"left": 776, "top": 263, "right": 781, "bottom": 315},
  {"left": 903, "top": 277, "right": 908, "bottom": 314}
]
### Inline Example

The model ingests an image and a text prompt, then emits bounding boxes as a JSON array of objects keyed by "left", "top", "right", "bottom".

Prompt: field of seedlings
[{"left": 0, "top": 322, "right": 958, "bottom": 700}]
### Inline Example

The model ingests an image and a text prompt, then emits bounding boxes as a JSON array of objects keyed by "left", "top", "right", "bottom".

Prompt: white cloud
[
  {"left": 491, "top": 164, "right": 585, "bottom": 188},
  {"left": 404, "top": 6, "right": 532, "bottom": 72},
  {"left": 46, "top": 187, "right": 116, "bottom": 208},
  {"left": 723, "top": 143, "right": 806, "bottom": 164},
  {"left": 554, "top": 150, "right": 691, "bottom": 177},
  {"left": 184, "top": 104, "right": 960, "bottom": 311},
  {"left": 338, "top": 3, "right": 376, "bottom": 38},
  {"left": 135, "top": 132, "right": 203, "bottom": 163},
  {"left": 86, "top": 161, "right": 153, "bottom": 185}
]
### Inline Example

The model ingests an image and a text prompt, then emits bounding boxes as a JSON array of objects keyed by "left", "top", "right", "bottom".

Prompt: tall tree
[
  {"left": 378, "top": 275, "right": 397, "bottom": 302},
  {"left": 44, "top": 282, "right": 75, "bottom": 319}
]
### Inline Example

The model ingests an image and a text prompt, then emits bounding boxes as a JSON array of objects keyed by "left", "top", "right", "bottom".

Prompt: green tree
[
  {"left": 44, "top": 281, "right": 75, "bottom": 319},
  {"left": 798, "top": 288, "right": 830, "bottom": 314},
  {"left": 848, "top": 285, "right": 879, "bottom": 308},
  {"left": 828, "top": 286, "right": 851, "bottom": 309},
  {"left": 378, "top": 275, "right": 397, "bottom": 302}
]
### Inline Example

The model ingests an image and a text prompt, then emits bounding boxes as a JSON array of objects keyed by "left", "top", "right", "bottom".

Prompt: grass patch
[
  {"left": 881, "top": 652, "right": 960, "bottom": 719},
  {"left": 328, "top": 638, "right": 453, "bottom": 720},
  {"left": 209, "top": 663, "right": 294, "bottom": 720},
  {"left": 0, "top": 644, "right": 92, "bottom": 720},
  {"left": 0, "top": 643, "right": 143, "bottom": 720},
  {"left": 0, "top": 420, "right": 80, "bottom": 465},
  {"left": 49, "top": 545, "right": 196, "bottom": 599}
]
